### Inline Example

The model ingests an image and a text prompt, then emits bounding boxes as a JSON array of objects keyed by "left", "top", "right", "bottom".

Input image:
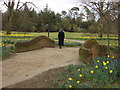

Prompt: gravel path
[{"left": 1, "top": 47, "right": 80, "bottom": 88}]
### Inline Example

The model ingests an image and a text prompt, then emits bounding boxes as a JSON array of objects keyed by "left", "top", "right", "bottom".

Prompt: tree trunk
[
  {"left": 6, "top": 1, "right": 14, "bottom": 34},
  {"left": 118, "top": 2, "right": 120, "bottom": 59}
]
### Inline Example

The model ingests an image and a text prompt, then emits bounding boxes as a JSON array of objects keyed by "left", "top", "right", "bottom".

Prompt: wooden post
[{"left": 47, "top": 24, "right": 50, "bottom": 38}]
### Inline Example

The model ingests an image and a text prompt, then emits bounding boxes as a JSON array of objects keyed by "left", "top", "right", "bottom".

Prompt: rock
[
  {"left": 79, "top": 39, "right": 109, "bottom": 64},
  {"left": 82, "top": 39, "right": 99, "bottom": 49},
  {"left": 91, "top": 44, "right": 109, "bottom": 59},
  {"left": 79, "top": 47, "right": 92, "bottom": 64},
  {"left": 14, "top": 36, "right": 55, "bottom": 53}
]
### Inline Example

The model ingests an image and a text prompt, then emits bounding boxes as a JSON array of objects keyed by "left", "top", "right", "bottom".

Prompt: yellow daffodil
[
  {"left": 91, "top": 70, "right": 94, "bottom": 74},
  {"left": 103, "top": 62, "right": 107, "bottom": 66},
  {"left": 79, "top": 74, "right": 83, "bottom": 77},
  {"left": 68, "top": 78, "right": 73, "bottom": 80},
  {"left": 77, "top": 69, "right": 81, "bottom": 72},
  {"left": 95, "top": 66, "right": 98, "bottom": 68},
  {"left": 77, "top": 81, "right": 80, "bottom": 84},
  {"left": 108, "top": 55, "right": 110, "bottom": 58},
  {"left": 97, "top": 60, "right": 100, "bottom": 63},
  {"left": 0, "top": 43, "right": 2, "bottom": 47},
  {"left": 112, "top": 56, "right": 115, "bottom": 59},
  {"left": 106, "top": 61, "right": 109, "bottom": 64},
  {"left": 69, "top": 85, "right": 72, "bottom": 88},
  {"left": 105, "top": 67, "right": 108, "bottom": 69},
  {"left": 109, "top": 70, "right": 113, "bottom": 74}
]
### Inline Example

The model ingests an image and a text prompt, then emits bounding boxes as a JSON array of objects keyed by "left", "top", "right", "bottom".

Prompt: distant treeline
[{"left": 2, "top": 4, "right": 118, "bottom": 34}]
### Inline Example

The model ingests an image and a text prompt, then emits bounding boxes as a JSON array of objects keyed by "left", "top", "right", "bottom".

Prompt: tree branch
[
  {"left": 83, "top": 2, "right": 100, "bottom": 14},
  {"left": 18, "top": 2, "right": 37, "bottom": 10},
  {"left": 3, "top": 0, "right": 8, "bottom": 7},
  {"left": 16, "top": 0, "right": 20, "bottom": 10}
]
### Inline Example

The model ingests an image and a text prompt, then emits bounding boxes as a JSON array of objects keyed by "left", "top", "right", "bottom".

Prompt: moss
[
  {"left": 91, "top": 45, "right": 109, "bottom": 59},
  {"left": 82, "top": 39, "right": 99, "bottom": 49},
  {"left": 79, "top": 47, "right": 92, "bottom": 64},
  {"left": 79, "top": 39, "right": 109, "bottom": 64}
]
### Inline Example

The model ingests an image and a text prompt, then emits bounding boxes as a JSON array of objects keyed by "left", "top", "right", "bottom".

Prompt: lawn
[{"left": 1, "top": 31, "right": 118, "bottom": 45}]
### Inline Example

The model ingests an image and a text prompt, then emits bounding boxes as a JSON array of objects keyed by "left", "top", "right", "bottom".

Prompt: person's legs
[
  {"left": 62, "top": 39, "right": 64, "bottom": 46},
  {"left": 60, "top": 45, "right": 62, "bottom": 49},
  {"left": 59, "top": 39, "right": 62, "bottom": 49}
]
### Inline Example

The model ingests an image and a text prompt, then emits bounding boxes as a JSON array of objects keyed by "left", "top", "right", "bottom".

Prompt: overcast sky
[
  {"left": 0, "top": 0, "right": 81, "bottom": 13},
  {"left": 0, "top": 0, "right": 119, "bottom": 13}
]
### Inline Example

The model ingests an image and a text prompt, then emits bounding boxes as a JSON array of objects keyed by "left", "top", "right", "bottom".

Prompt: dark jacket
[{"left": 58, "top": 31, "right": 65, "bottom": 40}]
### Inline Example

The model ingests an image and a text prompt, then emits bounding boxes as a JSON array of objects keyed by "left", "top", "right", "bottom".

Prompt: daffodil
[
  {"left": 77, "top": 69, "right": 81, "bottom": 72},
  {"left": 68, "top": 78, "right": 73, "bottom": 80},
  {"left": 105, "top": 67, "right": 108, "bottom": 69},
  {"left": 91, "top": 70, "right": 94, "bottom": 74},
  {"left": 77, "top": 81, "right": 80, "bottom": 84},
  {"left": 108, "top": 55, "right": 110, "bottom": 58},
  {"left": 95, "top": 66, "right": 98, "bottom": 68},
  {"left": 79, "top": 74, "right": 83, "bottom": 77},
  {"left": 0, "top": 43, "right": 2, "bottom": 47},
  {"left": 112, "top": 56, "right": 115, "bottom": 59},
  {"left": 103, "top": 62, "right": 107, "bottom": 66},
  {"left": 106, "top": 61, "right": 109, "bottom": 64},
  {"left": 69, "top": 85, "right": 72, "bottom": 88},
  {"left": 97, "top": 60, "right": 100, "bottom": 63},
  {"left": 109, "top": 70, "right": 113, "bottom": 74}
]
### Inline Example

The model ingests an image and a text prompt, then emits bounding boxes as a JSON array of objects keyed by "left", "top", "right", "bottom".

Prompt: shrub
[
  {"left": 2, "top": 40, "right": 14, "bottom": 44},
  {"left": 1, "top": 46, "right": 10, "bottom": 59}
]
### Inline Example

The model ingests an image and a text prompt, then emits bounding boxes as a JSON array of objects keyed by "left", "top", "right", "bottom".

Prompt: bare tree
[
  {"left": 3, "top": 0, "right": 38, "bottom": 34},
  {"left": 78, "top": 0, "right": 119, "bottom": 46}
]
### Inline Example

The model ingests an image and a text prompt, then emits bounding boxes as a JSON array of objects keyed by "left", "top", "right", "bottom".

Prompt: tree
[
  {"left": 3, "top": 0, "right": 37, "bottom": 33},
  {"left": 70, "top": 7, "right": 79, "bottom": 18},
  {"left": 80, "top": 0, "right": 119, "bottom": 46},
  {"left": 0, "top": 10, "right": 2, "bottom": 30},
  {"left": 118, "top": 1, "right": 120, "bottom": 59},
  {"left": 61, "top": 11, "right": 67, "bottom": 18},
  {"left": 67, "top": 7, "right": 80, "bottom": 32}
]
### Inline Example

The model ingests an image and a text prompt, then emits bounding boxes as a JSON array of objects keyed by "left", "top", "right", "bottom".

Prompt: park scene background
[{"left": 0, "top": 0, "right": 120, "bottom": 88}]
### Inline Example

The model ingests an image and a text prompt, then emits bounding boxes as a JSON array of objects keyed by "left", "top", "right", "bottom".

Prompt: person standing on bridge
[{"left": 58, "top": 28, "right": 65, "bottom": 49}]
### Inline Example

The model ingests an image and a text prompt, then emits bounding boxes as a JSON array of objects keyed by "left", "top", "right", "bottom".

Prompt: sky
[{"left": 0, "top": 0, "right": 80, "bottom": 13}]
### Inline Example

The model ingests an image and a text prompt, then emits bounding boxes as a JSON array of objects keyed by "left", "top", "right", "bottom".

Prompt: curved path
[
  {"left": 1, "top": 47, "right": 80, "bottom": 88},
  {"left": 65, "top": 39, "right": 85, "bottom": 43}
]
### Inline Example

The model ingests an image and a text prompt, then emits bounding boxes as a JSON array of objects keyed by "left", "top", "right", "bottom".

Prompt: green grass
[
  {"left": 2, "top": 31, "right": 118, "bottom": 38},
  {"left": 0, "top": 46, "right": 12, "bottom": 59},
  {"left": 1, "top": 31, "right": 119, "bottom": 59},
  {"left": 1, "top": 31, "right": 118, "bottom": 45}
]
